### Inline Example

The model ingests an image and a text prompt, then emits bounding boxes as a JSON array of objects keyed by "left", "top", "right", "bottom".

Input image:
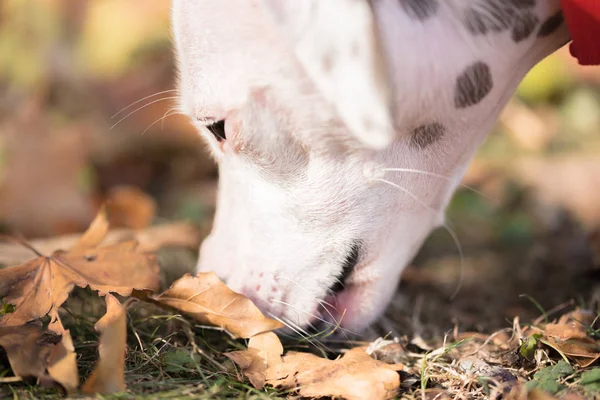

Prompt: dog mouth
[
  {"left": 307, "top": 243, "right": 362, "bottom": 334},
  {"left": 329, "top": 241, "right": 361, "bottom": 295}
]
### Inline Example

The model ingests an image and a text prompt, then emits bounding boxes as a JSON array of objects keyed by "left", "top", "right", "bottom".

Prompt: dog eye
[{"left": 206, "top": 120, "right": 226, "bottom": 142}]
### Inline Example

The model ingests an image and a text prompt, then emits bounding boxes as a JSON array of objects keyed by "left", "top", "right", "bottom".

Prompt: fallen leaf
[
  {"left": 542, "top": 308, "right": 600, "bottom": 367},
  {"left": 0, "top": 322, "right": 59, "bottom": 384},
  {"left": 82, "top": 294, "right": 127, "bottom": 395},
  {"left": 226, "top": 333, "right": 403, "bottom": 400},
  {"left": 225, "top": 332, "right": 283, "bottom": 388},
  {"left": 270, "top": 349, "right": 402, "bottom": 400},
  {"left": 70, "top": 207, "right": 110, "bottom": 252},
  {"left": 0, "top": 209, "right": 160, "bottom": 327},
  {"left": 544, "top": 336, "right": 600, "bottom": 367},
  {"left": 545, "top": 323, "right": 588, "bottom": 341},
  {"left": 105, "top": 185, "right": 157, "bottom": 230},
  {"left": 151, "top": 273, "right": 283, "bottom": 339},
  {"left": 0, "top": 316, "right": 78, "bottom": 394},
  {"left": 0, "top": 221, "right": 202, "bottom": 266},
  {"left": 46, "top": 311, "right": 79, "bottom": 393}
]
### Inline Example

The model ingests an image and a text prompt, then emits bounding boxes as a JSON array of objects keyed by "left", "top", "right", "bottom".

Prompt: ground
[{"left": 1, "top": 1, "right": 600, "bottom": 399}]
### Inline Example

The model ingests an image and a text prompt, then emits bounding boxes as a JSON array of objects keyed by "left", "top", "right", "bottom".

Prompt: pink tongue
[{"left": 560, "top": 0, "right": 600, "bottom": 66}]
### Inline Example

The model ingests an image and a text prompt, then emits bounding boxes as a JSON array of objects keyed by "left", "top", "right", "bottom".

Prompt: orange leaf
[
  {"left": 151, "top": 273, "right": 283, "bottom": 339},
  {"left": 225, "top": 333, "right": 403, "bottom": 400},
  {"left": 225, "top": 332, "right": 283, "bottom": 388},
  {"left": 541, "top": 308, "right": 600, "bottom": 367},
  {"left": 0, "top": 207, "right": 160, "bottom": 328},
  {"left": 106, "top": 185, "right": 157, "bottom": 230},
  {"left": 0, "top": 208, "right": 158, "bottom": 391},
  {"left": 0, "top": 323, "right": 57, "bottom": 383},
  {"left": 70, "top": 206, "right": 110, "bottom": 252},
  {"left": 0, "top": 319, "right": 78, "bottom": 394},
  {"left": 82, "top": 294, "right": 127, "bottom": 395},
  {"left": 46, "top": 310, "right": 79, "bottom": 393}
]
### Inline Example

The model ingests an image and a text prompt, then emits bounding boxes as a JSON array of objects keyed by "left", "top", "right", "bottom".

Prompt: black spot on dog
[
  {"left": 464, "top": 0, "right": 536, "bottom": 37},
  {"left": 511, "top": 12, "right": 539, "bottom": 42},
  {"left": 399, "top": 0, "right": 439, "bottom": 21},
  {"left": 454, "top": 61, "right": 493, "bottom": 109},
  {"left": 411, "top": 123, "right": 446, "bottom": 149},
  {"left": 537, "top": 11, "right": 564, "bottom": 37},
  {"left": 465, "top": 6, "right": 513, "bottom": 35},
  {"left": 506, "top": 0, "right": 536, "bottom": 9}
]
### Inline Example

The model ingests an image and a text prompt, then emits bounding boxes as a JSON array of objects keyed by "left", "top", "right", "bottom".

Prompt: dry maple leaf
[
  {"left": 0, "top": 323, "right": 59, "bottom": 384},
  {"left": 0, "top": 208, "right": 158, "bottom": 393},
  {"left": 82, "top": 294, "right": 127, "bottom": 395},
  {"left": 225, "top": 332, "right": 283, "bottom": 388},
  {"left": 0, "top": 209, "right": 160, "bottom": 327},
  {"left": 542, "top": 308, "right": 600, "bottom": 367},
  {"left": 0, "top": 315, "right": 78, "bottom": 393},
  {"left": 225, "top": 333, "right": 403, "bottom": 400},
  {"left": 151, "top": 273, "right": 283, "bottom": 339},
  {"left": 45, "top": 310, "right": 79, "bottom": 393},
  {"left": 105, "top": 185, "right": 157, "bottom": 230}
]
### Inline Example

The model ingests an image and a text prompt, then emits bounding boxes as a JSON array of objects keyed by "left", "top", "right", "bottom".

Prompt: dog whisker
[
  {"left": 278, "top": 276, "right": 343, "bottom": 330},
  {"left": 443, "top": 220, "right": 465, "bottom": 300},
  {"left": 272, "top": 300, "right": 356, "bottom": 339},
  {"left": 377, "top": 177, "right": 466, "bottom": 299},
  {"left": 268, "top": 313, "right": 327, "bottom": 351},
  {"left": 382, "top": 167, "right": 491, "bottom": 201},
  {"left": 376, "top": 178, "right": 439, "bottom": 214},
  {"left": 142, "top": 108, "right": 182, "bottom": 135},
  {"left": 161, "top": 107, "right": 182, "bottom": 131},
  {"left": 279, "top": 276, "right": 338, "bottom": 311},
  {"left": 110, "top": 96, "right": 179, "bottom": 131},
  {"left": 111, "top": 89, "right": 178, "bottom": 119}
]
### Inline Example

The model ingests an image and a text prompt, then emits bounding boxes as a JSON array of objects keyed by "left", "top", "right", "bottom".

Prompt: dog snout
[{"left": 232, "top": 272, "right": 289, "bottom": 318}]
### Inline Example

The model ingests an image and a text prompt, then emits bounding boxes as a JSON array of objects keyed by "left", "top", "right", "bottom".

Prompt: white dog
[{"left": 172, "top": 0, "right": 574, "bottom": 332}]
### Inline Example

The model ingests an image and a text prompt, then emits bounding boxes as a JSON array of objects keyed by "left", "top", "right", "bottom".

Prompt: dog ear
[{"left": 261, "top": 0, "right": 395, "bottom": 149}]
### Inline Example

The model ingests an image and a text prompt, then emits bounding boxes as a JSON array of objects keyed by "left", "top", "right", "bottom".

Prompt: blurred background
[{"left": 1, "top": 0, "right": 599, "bottom": 336}]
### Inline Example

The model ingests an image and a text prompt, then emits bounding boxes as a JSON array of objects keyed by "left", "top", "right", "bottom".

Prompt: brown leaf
[
  {"left": 545, "top": 322, "right": 588, "bottom": 341},
  {"left": 0, "top": 323, "right": 58, "bottom": 383},
  {"left": 106, "top": 185, "right": 157, "bottom": 230},
  {"left": 82, "top": 294, "right": 127, "bottom": 395},
  {"left": 269, "top": 348, "right": 403, "bottom": 400},
  {"left": 0, "top": 319, "right": 78, "bottom": 394},
  {"left": 0, "top": 221, "right": 202, "bottom": 267},
  {"left": 70, "top": 206, "right": 110, "bottom": 252},
  {"left": 0, "top": 210, "right": 160, "bottom": 328},
  {"left": 541, "top": 308, "right": 600, "bottom": 367},
  {"left": 545, "top": 336, "right": 600, "bottom": 367},
  {"left": 226, "top": 333, "right": 403, "bottom": 400},
  {"left": 46, "top": 311, "right": 79, "bottom": 393},
  {"left": 224, "top": 332, "right": 283, "bottom": 388},
  {"left": 151, "top": 273, "right": 283, "bottom": 339}
]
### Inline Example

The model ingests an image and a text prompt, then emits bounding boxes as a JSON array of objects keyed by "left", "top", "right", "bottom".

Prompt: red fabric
[{"left": 560, "top": 0, "right": 600, "bottom": 65}]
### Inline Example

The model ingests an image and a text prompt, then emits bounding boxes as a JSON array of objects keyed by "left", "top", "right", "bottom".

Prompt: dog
[{"left": 172, "top": 0, "right": 582, "bottom": 332}]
